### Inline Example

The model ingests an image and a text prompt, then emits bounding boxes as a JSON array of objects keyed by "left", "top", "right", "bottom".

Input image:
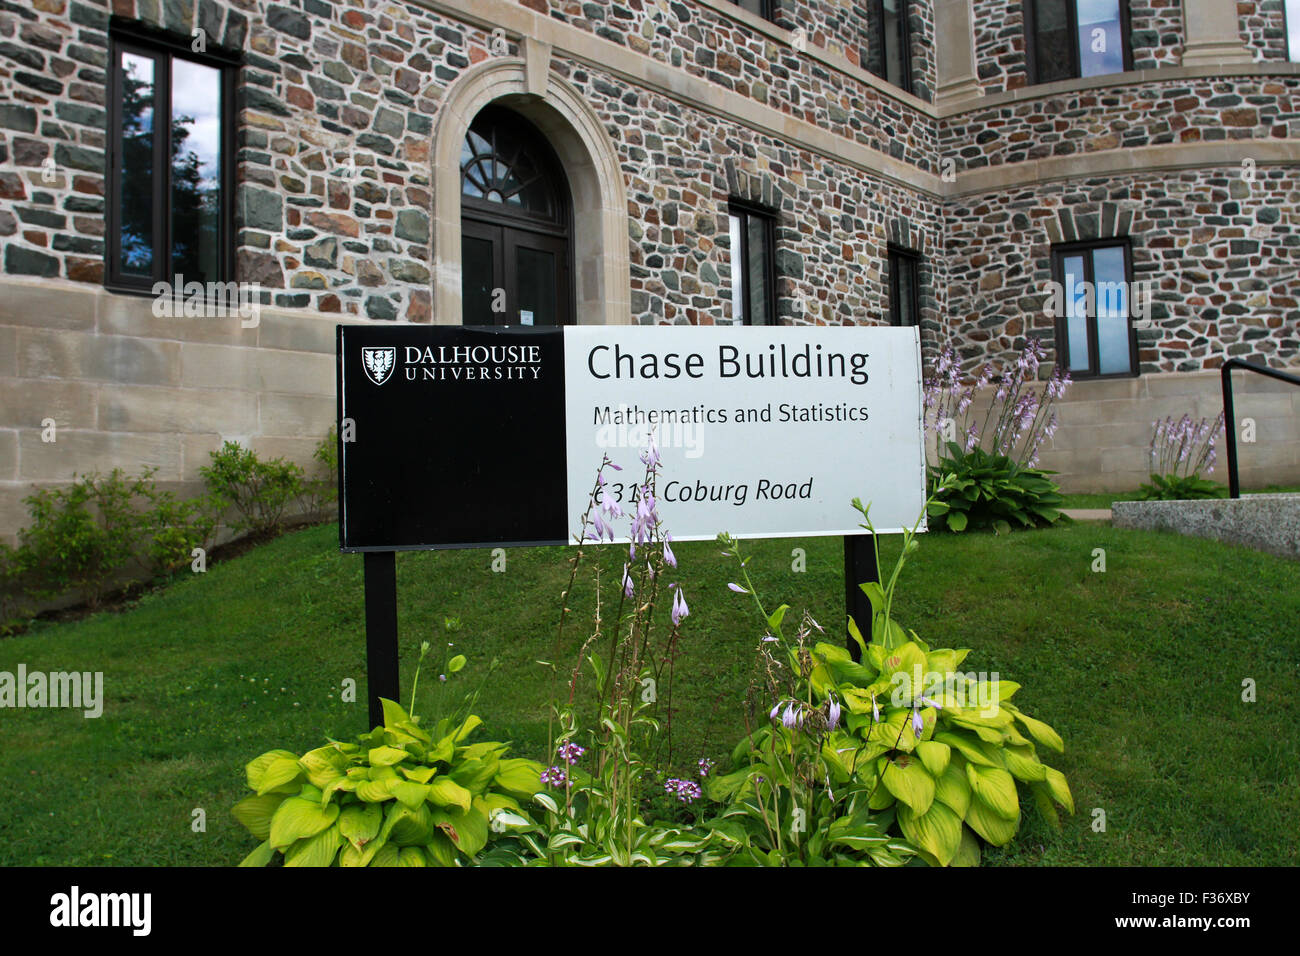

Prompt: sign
[{"left": 337, "top": 324, "right": 925, "bottom": 552}]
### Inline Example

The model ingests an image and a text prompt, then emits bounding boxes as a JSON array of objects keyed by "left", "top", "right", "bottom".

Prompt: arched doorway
[{"left": 459, "top": 105, "right": 572, "bottom": 326}]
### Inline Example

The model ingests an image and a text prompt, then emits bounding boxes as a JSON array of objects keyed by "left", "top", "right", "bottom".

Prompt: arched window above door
[
  {"left": 460, "top": 105, "right": 572, "bottom": 326},
  {"left": 460, "top": 106, "right": 566, "bottom": 229}
]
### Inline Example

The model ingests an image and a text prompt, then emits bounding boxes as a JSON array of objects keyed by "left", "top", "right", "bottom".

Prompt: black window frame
[
  {"left": 1023, "top": 0, "right": 1133, "bottom": 86},
  {"left": 728, "top": 199, "right": 778, "bottom": 327},
  {"left": 868, "top": 0, "right": 914, "bottom": 95},
  {"left": 1050, "top": 238, "right": 1139, "bottom": 380},
  {"left": 730, "top": 0, "right": 777, "bottom": 22},
  {"left": 887, "top": 244, "right": 921, "bottom": 328},
  {"left": 105, "top": 18, "right": 238, "bottom": 295}
]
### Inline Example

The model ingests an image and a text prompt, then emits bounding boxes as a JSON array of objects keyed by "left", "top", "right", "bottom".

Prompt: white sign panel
[{"left": 563, "top": 325, "right": 925, "bottom": 541}]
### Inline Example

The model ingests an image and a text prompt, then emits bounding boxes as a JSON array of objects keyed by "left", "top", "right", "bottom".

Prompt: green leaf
[
  {"left": 950, "top": 826, "right": 982, "bottom": 867},
  {"left": 367, "top": 745, "right": 410, "bottom": 767},
  {"left": 270, "top": 797, "right": 340, "bottom": 850},
  {"left": 256, "top": 756, "right": 304, "bottom": 796},
  {"left": 447, "top": 654, "right": 467, "bottom": 674},
  {"left": 283, "top": 823, "right": 342, "bottom": 867},
  {"left": 880, "top": 755, "right": 935, "bottom": 815},
  {"left": 897, "top": 800, "right": 963, "bottom": 867},
  {"left": 379, "top": 697, "right": 411, "bottom": 728},
  {"left": 238, "top": 839, "right": 275, "bottom": 868},
  {"left": 915, "top": 741, "right": 951, "bottom": 777},
  {"left": 946, "top": 511, "right": 968, "bottom": 532},
  {"left": 245, "top": 749, "right": 299, "bottom": 791},
  {"left": 494, "top": 759, "right": 543, "bottom": 798},
  {"left": 964, "top": 793, "right": 1019, "bottom": 846},
  {"left": 1009, "top": 709, "right": 1065, "bottom": 753},
  {"left": 427, "top": 776, "right": 473, "bottom": 812},
  {"left": 1044, "top": 766, "right": 1075, "bottom": 814},
  {"left": 965, "top": 764, "right": 1019, "bottom": 821},
  {"left": 1002, "top": 744, "right": 1049, "bottom": 782},
  {"left": 231, "top": 793, "right": 286, "bottom": 842},
  {"left": 339, "top": 803, "right": 383, "bottom": 851},
  {"left": 933, "top": 760, "right": 972, "bottom": 818}
]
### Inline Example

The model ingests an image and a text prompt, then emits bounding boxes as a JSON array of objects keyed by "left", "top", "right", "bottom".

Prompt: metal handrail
[{"left": 1220, "top": 358, "right": 1300, "bottom": 499}]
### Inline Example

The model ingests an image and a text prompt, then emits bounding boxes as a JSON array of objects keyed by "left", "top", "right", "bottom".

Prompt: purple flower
[
  {"left": 727, "top": 582, "right": 748, "bottom": 594},
  {"left": 911, "top": 706, "right": 924, "bottom": 739},
  {"left": 557, "top": 742, "right": 586, "bottom": 765},
  {"left": 621, "top": 564, "right": 634, "bottom": 599},
  {"left": 769, "top": 701, "right": 782, "bottom": 720},
  {"left": 871, "top": 694, "right": 880, "bottom": 724},
  {"left": 664, "top": 778, "right": 701, "bottom": 803},
  {"left": 671, "top": 587, "right": 689, "bottom": 626},
  {"left": 782, "top": 702, "right": 802, "bottom": 729},
  {"left": 697, "top": 757, "right": 714, "bottom": 778},
  {"left": 827, "top": 696, "right": 842, "bottom": 731},
  {"left": 761, "top": 634, "right": 778, "bottom": 643},
  {"left": 600, "top": 490, "right": 623, "bottom": 518},
  {"left": 540, "top": 766, "right": 568, "bottom": 787},
  {"left": 663, "top": 535, "right": 677, "bottom": 568}
]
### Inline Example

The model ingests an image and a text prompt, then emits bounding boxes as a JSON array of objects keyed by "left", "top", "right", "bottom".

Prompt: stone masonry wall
[
  {"left": 943, "top": 166, "right": 1300, "bottom": 377},
  {"left": 972, "top": 0, "right": 1184, "bottom": 94},
  {"left": 940, "top": 74, "right": 1300, "bottom": 170},
  {"left": 1238, "top": 0, "right": 1290, "bottom": 61},
  {"left": 0, "top": 0, "right": 942, "bottom": 319},
  {"left": 551, "top": 54, "right": 944, "bottom": 329}
]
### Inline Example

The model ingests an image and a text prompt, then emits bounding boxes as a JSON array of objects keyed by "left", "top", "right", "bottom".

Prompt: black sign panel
[{"left": 337, "top": 325, "right": 568, "bottom": 551}]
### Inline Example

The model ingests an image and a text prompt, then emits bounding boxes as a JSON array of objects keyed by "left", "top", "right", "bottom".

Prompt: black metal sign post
[
  {"left": 844, "top": 533, "right": 879, "bottom": 660},
  {"left": 362, "top": 551, "right": 400, "bottom": 730}
]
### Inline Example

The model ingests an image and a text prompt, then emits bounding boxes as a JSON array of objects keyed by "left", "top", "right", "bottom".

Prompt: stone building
[{"left": 0, "top": 0, "right": 1297, "bottom": 543}]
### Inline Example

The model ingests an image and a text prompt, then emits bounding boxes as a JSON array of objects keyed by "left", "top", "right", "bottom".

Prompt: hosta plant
[
  {"left": 820, "top": 499, "right": 1074, "bottom": 864},
  {"left": 924, "top": 341, "right": 1071, "bottom": 534},
  {"left": 715, "top": 498, "right": 1073, "bottom": 867},
  {"left": 927, "top": 445, "right": 1068, "bottom": 533},
  {"left": 233, "top": 644, "right": 543, "bottom": 867},
  {"left": 1138, "top": 412, "right": 1226, "bottom": 500}
]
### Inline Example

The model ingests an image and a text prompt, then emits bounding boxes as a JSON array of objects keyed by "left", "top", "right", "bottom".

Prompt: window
[
  {"left": 887, "top": 246, "right": 921, "bottom": 327},
  {"left": 1024, "top": 0, "right": 1131, "bottom": 84},
  {"left": 106, "top": 24, "right": 236, "bottom": 291},
  {"left": 728, "top": 202, "right": 776, "bottom": 326},
  {"left": 1051, "top": 240, "right": 1137, "bottom": 378},
  {"left": 460, "top": 106, "right": 572, "bottom": 326},
  {"left": 730, "top": 0, "right": 776, "bottom": 21},
  {"left": 1288, "top": 0, "right": 1300, "bottom": 62},
  {"left": 869, "top": 0, "right": 913, "bottom": 94}
]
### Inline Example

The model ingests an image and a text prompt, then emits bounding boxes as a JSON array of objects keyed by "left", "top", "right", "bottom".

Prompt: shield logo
[{"left": 362, "top": 347, "right": 396, "bottom": 386}]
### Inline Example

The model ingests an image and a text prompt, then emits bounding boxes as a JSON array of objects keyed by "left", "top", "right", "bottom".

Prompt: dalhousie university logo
[{"left": 362, "top": 347, "right": 396, "bottom": 385}]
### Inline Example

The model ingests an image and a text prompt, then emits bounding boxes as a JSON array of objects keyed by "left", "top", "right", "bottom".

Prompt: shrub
[
  {"left": 923, "top": 341, "right": 1071, "bottom": 532},
  {"left": 302, "top": 426, "right": 339, "bottom": 519},
  {"left": 233, "top": 643, "right": 543, "bottom": 867},
  {"left": 18, "top": 469, "right": 154, "bottom": 608},
  {"left": 138, "top": 488, "right": 221, "bottom": 578},
  {"left": 200, "top": 441, "right": 305, "bottom": 537},
  {"left": 1138, "top": 413, "right": 1226, "bottom": 501}
]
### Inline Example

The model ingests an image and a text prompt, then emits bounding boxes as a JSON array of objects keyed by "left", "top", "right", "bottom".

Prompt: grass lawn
[{"left": 1, "top": 518, "right": 1297, "bottom": 866}]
